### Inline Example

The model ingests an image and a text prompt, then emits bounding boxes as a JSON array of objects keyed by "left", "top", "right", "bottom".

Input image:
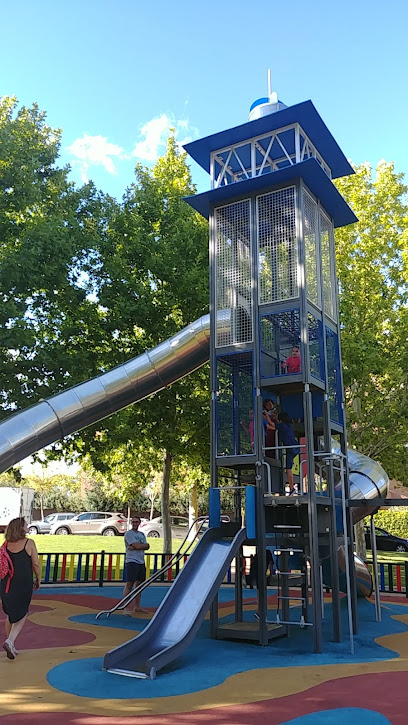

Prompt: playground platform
[{"left": 0, "top": 584, "right": 407, "bottom": 724}]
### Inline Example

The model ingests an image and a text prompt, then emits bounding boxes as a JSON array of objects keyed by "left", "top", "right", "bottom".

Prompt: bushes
[{"left": 367, "top": 508, "right": 408, "bottom": 539}]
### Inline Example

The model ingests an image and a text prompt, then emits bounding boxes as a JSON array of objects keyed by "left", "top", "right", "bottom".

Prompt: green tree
[
  {"left": 62, "top": 136, "right": 211, "bottom": 551},
  {"left": 335, "top": 162, "right": 408, "bottom": 482},
  {"left": 22, "top": 473, "right": 59, "bottom": 519},
  {"left": 0, "top": 96, "right": 116, "bottom": 414}
]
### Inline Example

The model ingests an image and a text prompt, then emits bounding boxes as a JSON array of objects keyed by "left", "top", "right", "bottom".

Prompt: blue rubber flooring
[
  {"left": 46, "top": 592, "right": 408, "bottom": 700},
  {"left": 282, "top": 710, "right": 391, "bottom": 725}
]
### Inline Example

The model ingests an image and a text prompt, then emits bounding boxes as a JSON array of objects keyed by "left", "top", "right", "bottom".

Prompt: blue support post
[
  {"left": 245, "top": 485, "right": 256, "bottom": 540},
  {"left": 209, "top": 487, "right": 221, "bottom": 528}
]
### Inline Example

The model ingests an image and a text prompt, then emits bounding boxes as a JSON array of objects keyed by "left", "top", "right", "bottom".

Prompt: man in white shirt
[{"left": 123, "top": 516, "right": 150, "bottom": 614}]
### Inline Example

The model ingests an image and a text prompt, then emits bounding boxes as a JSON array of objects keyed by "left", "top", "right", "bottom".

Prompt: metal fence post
[{"left": 99, "top": 550, "right": 105, "bottom": 587}]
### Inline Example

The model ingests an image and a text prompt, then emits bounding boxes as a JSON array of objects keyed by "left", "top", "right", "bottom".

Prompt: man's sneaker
[{"left": 3, "top": 639, "right": 16, "bottom": 660}]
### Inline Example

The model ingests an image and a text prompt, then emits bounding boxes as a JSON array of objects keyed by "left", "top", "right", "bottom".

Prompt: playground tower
[{"left": 184, "top": 83, "right": 358, "bottom": 653}]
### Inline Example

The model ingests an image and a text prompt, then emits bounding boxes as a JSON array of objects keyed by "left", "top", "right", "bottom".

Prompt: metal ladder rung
[
  {"left": 274, "top": 548, "right": 303, "bottom": 553},
  {"left": 276, "top": 571, "right": 305, "bottom": 576},
  {"left": 275, "top": 619, "right": 313, "bottom": 627}
]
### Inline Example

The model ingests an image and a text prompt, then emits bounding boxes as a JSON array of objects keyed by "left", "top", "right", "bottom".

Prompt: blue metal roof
[
  {"left": 183, "top": 157, "right": 358, "bottom": 228},
  {"left": 184, "top": 100, "right": 354, "bottom": 180}
]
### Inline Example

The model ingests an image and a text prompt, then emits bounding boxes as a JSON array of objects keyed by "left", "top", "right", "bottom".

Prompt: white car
[
  {"left": 139, "top": 515, "right": 230, "bottom": 538},
  {"left": 139, "top": 516, "right": 190, "bottom": 539}
]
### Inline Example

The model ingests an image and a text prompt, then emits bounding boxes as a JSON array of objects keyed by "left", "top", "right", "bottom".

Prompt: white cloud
[
  {"left": 66, "top": 114, "right": 200, "bottom": 183},
  {"left": 67, "top": 134, "right": 124, "bottom": 183},
  {"left": 132, "top": 114, "right": 199, "bottom": 163}
]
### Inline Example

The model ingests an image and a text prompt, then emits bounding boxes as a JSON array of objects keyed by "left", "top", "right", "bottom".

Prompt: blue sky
[{"left": 1, "top": 0, "right": 407, "bottom": 199}]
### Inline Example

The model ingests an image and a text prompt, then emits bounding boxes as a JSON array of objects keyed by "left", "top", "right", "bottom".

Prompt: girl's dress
[{"left": 0, "top": 540, "right": 33, "bottom": 623}]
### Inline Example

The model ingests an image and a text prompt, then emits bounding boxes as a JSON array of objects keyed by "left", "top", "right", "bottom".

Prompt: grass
[
  {"left": 366, "top": 551, "right": 408, "bottom": 564},
  {"left": 30, "top": 534, "right": 184, "bottom": 555},
  {"left": 0, "top": 534, "right": 183, "bottom": 554}
]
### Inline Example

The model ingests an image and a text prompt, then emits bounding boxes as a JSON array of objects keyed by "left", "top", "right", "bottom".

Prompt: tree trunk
[
  {"left": 354, "top": 519, "right": 367, "bottom": 560},
  {"left": 150, "top": 495, "right": 155, "bottom": 520},
  {"left": 161, "top": 450, "right": 172, "bottom": 554},
  {"left": 188, "top": 482, "right": 199, "bottom": 540},
  {"left": 40, "top": 494, "right": 44, "bottom": 520}
]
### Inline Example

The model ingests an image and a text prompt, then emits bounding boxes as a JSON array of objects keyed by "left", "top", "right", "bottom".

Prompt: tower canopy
[{"left": 184, "top": 100, "right": 354, "bottom": 180}]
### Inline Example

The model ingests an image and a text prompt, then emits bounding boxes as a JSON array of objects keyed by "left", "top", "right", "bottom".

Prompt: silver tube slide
[
  {"left": 0, "top": 313, "right": 387, "bottom": 525},
  {"left": 0, "top": 315, "right": 211, "bottom": 475}
]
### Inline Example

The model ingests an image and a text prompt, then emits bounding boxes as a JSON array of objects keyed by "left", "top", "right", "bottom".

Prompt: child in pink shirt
[{"left": 283, "top": 345, "right": 301, "bottom": 374}]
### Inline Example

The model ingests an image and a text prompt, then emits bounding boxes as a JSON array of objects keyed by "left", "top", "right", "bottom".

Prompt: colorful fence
[
  {"left": 365, "top": 561, "right": 408, "bottom": 596},
  {"left": 38, "top": 552, "right": 259, "bottom": 587},
  {"left": 38, "top": 553, "right": 408, "bottom": 596}
]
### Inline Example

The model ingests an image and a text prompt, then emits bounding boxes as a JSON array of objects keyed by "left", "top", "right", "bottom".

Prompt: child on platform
[
  {"left": 274, "top": 412, "right": 300, "bottom": 495},
  {"left": 263, "top": 398, "right": 276, "bottom": 459},
  {"left": 283, "top": 345, "right": 301, "bottom": 374}
]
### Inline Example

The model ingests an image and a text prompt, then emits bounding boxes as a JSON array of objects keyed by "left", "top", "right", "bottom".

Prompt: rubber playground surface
[{"left": 1, "top": 585, "right": 408, "bottom": 724}]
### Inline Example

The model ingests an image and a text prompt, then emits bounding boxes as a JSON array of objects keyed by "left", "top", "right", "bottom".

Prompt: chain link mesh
[
  {"left": 320, "top": 210, "right": 335, "bottom": 320},
  {"left": 215, "top": 200, "right": 252, "bottom": 347},
  {"left": 257, "top": 187, "right": 297, "bottom": 304},
  {"left": 303, "top": 190, "right": 319, "bottom": 307}
]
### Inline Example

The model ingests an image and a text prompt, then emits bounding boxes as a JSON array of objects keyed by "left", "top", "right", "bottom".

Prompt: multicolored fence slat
[{"left": 37, "top": 553, "right": 408, "bottom": 595}]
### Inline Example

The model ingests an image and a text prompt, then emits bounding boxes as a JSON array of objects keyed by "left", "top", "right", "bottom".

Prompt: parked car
[
  {"left": 139, "top": 516, "right": 190, "bottom": 538},
  {"left": 197, "top": 515, "right": 231, "bottom": 535},
  {"left": 139, "top": 515, "right": 230, "bottom": 538},
  {"left": 50, "top": 512, "right": 127, "bottom": 537},
  {"left": 28, "top": 512, "right": 76, "bottom": 535},
  {"left": 364, "top": 526, "right": 408, "bottom": 553}
]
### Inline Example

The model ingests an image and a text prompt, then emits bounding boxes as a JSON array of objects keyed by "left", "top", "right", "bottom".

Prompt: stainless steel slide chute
[
  {"left": 0, "top": 314, "right": 211, "bottom": 475},
  {"left": 103, "top": 526, "right": 247, "bottom": 679},
  {"left": 0, "top": 312, "right": 388, "bottom": 524}
]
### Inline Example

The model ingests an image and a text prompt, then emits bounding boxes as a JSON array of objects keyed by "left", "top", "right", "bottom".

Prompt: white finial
[{"left": 267, "top": 69, "right": 278, "bottom": 104}]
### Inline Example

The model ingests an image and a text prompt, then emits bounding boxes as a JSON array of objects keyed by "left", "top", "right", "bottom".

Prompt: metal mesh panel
[
  {"left": 303, "top": 191, "right": 319, "bottom": 307},
  {"left": 215, "top": 200, "right": 252, "bottom": 347},
  {"left": 325, "top": 327, "right": 342, "bottom": 424},
  {"left": 320, "top": 211, "right": 335, "bottom": 320},
  {"left": 260, "top": 309, "right": 301, "bottom": 377},
  {"left": 257, "top": 187, "right": 297, "bottom": 304},
  {"left": 308, "top": 313, "right": 324, "bottom": 381},
  {"left": 216, "top": 353, "right": 254, "bottom": 456}
]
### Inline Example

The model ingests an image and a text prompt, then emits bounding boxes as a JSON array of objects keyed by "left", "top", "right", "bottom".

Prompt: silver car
[
  {"left": 50, "top": 511, "right": 127, "bottom": 536},
  {"left": 139, "top": 516, "right": 190, "bottom": 539},
  {"left": 28, "top": 512, "right": 76, "bottom": 535}
]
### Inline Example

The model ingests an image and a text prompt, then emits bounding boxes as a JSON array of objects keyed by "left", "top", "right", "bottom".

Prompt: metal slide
[
  {"left": 0, "top": 312, "right": 387, "bottom": 517},
  {"left": 103, "top": 526, "right": 247, "bottom": 679},
  {"left": 0, "top": 314, "right": 387, "bottom": 601}
]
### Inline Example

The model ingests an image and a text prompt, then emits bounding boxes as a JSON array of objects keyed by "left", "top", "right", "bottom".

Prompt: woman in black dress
[{"left": 1, "top": 517, "right": 41, "bottom": 659}]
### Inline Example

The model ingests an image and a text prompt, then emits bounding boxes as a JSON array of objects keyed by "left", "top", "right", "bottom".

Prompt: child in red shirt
[{"left": 283, "top": 345, "right": 301, "bottom": 374}]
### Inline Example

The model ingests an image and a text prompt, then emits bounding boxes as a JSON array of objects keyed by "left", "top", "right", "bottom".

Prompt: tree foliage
[
  {"left": 0, "top": 96, "right": 115, "bottom": 413},
  {"left": 60, "top": 137, "right": 210, "bottom": 548},
  {"left": 335, "top": 162, "right": 408, "bottom": 482},
  {"left": 366, "top": 508, "right": 408, "bottom": 540}
]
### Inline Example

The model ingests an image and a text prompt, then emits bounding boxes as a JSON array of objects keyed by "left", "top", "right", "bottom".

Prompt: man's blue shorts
[{"left": 125, "top": 562, "right": 146, "bottom": 584}]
